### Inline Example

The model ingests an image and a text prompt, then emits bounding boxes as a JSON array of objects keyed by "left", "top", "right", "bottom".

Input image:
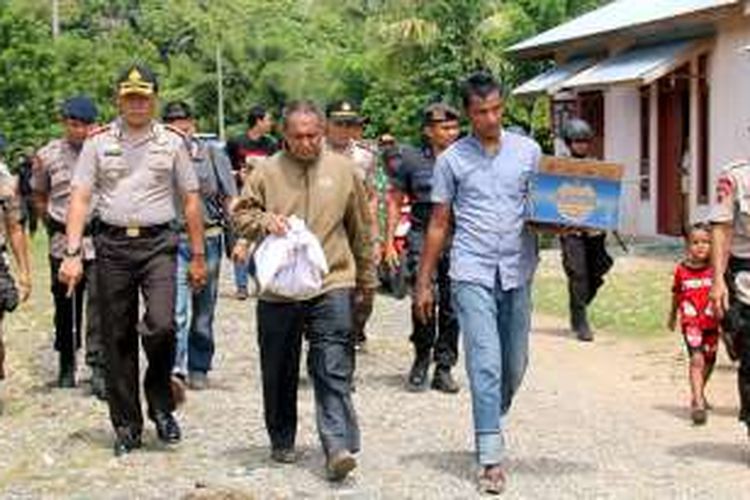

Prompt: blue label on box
[{"left": 527, "top": 173, "right": 621, "bottom": 230}]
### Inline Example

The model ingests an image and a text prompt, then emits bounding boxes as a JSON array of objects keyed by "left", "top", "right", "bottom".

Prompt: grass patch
[{"left": 533, "top": 253, "right": 677, "bottom": 338}]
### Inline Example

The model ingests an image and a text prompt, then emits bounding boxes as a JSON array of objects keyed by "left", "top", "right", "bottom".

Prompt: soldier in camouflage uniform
[
  {"left": 325, "top": 100, "right": 378, "bottom": 350},
  {"left": 710, "top": 159, "right": 750, "bottom": 437},
  {"left": 32, "top": 96, "right": 105, "bottom": 395},
  {"left": 0, "top": 141, "right": 32, "bottom": 403}
]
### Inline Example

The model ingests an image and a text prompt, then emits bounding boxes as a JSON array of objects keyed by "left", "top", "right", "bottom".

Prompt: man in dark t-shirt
[
  {"left": 226, "top": 105, "right": 278, "bottom": 299},
  {"left": 226, "top": 105, "right": 278, "bottom": 187}
]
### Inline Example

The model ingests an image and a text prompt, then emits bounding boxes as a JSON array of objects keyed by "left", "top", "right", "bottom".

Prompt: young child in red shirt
[{"left": 668, "top": 223, "right": 718, "bottom": 425}]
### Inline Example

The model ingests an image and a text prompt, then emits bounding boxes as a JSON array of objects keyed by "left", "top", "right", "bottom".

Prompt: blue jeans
[
  {"left": 452, "top": 276, "right": 531, "bottom": 465},
  {"left": 174, "top": 234, "right": 223, "bottom": 377},
  {"left": 233, "top": 256, "right": 256, "bottom": 291}
]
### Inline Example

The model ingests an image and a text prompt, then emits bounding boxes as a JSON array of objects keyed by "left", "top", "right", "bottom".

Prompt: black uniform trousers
[
  {"left": 407, "top": 227, "right": 458, "bottom": 367},
  {"left": 49, "top": 255, "right": 103, "bottom": 369},
  {"left": 257, "top": 289, "right": 360, "bottom": 457},
  {"left": 725, "top": 257, "right": 750, "bottom": 426},
  {"left": 94, "top": 226, "right": 177, "bottom": 436},
  {"left": 560, "top": 233, "right": 613, "bottom": 315}
]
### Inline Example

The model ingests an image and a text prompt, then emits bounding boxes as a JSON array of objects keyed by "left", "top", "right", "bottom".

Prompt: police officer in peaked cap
[{"left": 59, "top": 63, "right": 207, "bottom": 456}]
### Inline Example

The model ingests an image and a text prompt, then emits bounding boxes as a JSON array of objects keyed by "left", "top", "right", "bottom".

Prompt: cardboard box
[{"left": 527, "top": 156, "right": 623, "bottom": 231}]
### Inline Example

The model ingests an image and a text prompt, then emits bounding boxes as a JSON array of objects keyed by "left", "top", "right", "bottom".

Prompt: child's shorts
[{"left": 682, "top": 326, "right": 719, "bottom": 358}]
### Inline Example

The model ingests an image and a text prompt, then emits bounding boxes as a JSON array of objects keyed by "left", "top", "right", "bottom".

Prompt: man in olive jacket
[{"left": 232, "top": 100, "right": 376, "bottom": 482}]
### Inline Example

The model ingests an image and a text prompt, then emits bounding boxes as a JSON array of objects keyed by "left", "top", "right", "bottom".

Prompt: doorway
[{"left": 657, "top": 65, "right": 691, "bottom": 236}]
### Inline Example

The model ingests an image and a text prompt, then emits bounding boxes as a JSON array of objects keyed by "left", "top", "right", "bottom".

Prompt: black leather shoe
[
  {"left": 572, "top": 307, "right": 594, "bottom": 342},
  {"left": 113, "top": 429, "right": 141, "bottom": 457},
  {"left": 407, "top": 352, "right": 430, "bottom": 392},
  {"left": 58, "top": 355, "right": 76, "bottom": 388},
  {"left": 151, "top": 411, "right": 181, "bottom": 444},
  {"left": 431, "top": 366, "right": 460, "bottom": 394}
]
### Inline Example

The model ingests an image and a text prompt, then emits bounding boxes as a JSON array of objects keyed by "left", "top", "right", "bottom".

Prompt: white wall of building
[
  {"left": 709, "top": 16, "right": 750, "bottom": 186},
  {"left": 603, "top": 87, "right": 644, "bottom": 235}
]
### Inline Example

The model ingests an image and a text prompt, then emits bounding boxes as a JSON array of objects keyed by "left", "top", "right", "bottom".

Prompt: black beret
[{"left": 61, "top": 96, "right": 98, "bottom": 124}]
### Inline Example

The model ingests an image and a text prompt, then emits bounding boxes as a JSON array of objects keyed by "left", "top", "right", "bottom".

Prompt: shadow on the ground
[
  {"left": 714, "top": 363, "right": 738, "bottom": 373},
  {"left": 532, "top": 327, "right": 573, "bottom": 340},
  {"left": 400, "top": 450, "right": 596, "bottom": 481},
  {"left": 653, "top": 404, "right": 738, "bottom": 421},
  {"left": 361, "top": 373, "right": 406, "bottom": 390},
  {"left": 223, "top": 444, "right": 319, "bottom": 473},
  {"left": 667, "top": 442, "right": 748, "bottom": 465},
  {"left": 66, "top": 426, "right": 180, "bottom": 454},
  {"left": 221, "top": 443, "right": 364, "bottom": 489}
]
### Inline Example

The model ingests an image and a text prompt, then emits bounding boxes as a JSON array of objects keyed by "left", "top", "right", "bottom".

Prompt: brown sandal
[
  {"left": 478, "top": 466, "right": 506, "bottom": 495},
  {"left": 691, "top": 405, "right": 707, "bottom": 425}
]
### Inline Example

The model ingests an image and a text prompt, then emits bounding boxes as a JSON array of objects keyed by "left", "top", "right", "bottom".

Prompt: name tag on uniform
[{"left": 103, "top": 147, "right": 123, "bottom": 157}]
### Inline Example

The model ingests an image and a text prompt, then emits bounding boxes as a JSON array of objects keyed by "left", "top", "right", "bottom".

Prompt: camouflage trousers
[{"left": 0, "top": 252, "right": 19, "bottom": 380}]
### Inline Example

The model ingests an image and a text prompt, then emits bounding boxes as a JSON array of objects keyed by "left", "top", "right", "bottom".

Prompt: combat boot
[
  {"left": 58, "top": 353, "right": 76, "bottom": 388},
  {"left": 407, "top": 349, "right": 430, "bottom": 391},
  {"left": 571, "top": 306, "right": 593, "bottom": 342},
  {"left": 431, "top": 365, "right": 459, "bottom": 394}
]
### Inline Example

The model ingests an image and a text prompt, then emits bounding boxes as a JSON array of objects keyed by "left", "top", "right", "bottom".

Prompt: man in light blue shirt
[{"left": 415, "top": 71, "right": 541, "bottom": 495}]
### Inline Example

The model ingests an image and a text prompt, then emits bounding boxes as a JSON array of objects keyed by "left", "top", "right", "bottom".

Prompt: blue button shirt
[{"left": 431, "top": 130, "right": 541, "bottom": 290}]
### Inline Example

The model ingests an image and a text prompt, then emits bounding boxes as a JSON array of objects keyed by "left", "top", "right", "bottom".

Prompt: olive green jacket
[{"left": 232, "top": 149, "right": 377, "bottom": 301}]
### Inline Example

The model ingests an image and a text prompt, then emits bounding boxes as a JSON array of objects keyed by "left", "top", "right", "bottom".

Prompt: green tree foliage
[{"left": 0, "top": 0, "right": 605, "bottom": 157}]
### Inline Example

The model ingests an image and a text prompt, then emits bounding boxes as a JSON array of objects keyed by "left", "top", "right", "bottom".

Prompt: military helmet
[{"left": 562, "top": 118, "right": 594, "bottom": 143}]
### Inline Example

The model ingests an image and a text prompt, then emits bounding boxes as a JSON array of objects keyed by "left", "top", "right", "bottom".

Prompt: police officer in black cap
[
  {"left": 385, "top": 102, "right": 461, "bottom": 393},
  {"left": 560, "top": 118, "right": 613, "bottom": 341},
  {"left": 59, "top": 64, "right": 207, "bottom": 455},
  {"left": 325, "top": 100, "right": 380, "bottom": 350},
  {"left": 32, "top": 96, "right": 106, "bottom": 395},
  {"left": 161, "top": 100, "right": 239, "bottom": 390}
]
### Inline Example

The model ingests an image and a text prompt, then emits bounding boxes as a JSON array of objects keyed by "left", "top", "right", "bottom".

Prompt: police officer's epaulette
[
  {"left": 87, "top": 125, "right": 111, "bottom": 138},
  {"left": 164, "top": 124, "right": 188, "bottom": 138}
]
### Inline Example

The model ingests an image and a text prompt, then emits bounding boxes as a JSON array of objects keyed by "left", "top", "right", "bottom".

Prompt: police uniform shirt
[
  {"left": 389, "top": 145, "right": 436, "bottom": 230},
  {"left": 0, "top": 165, "right": 21, "bottom": 248},
  {"left": 33, "top": 139, "right": 96, "bottom": 259},
  {"left": 711, "top": 161, "right": 750, "bottom": 303},
  {"left": 72, "top": 120, "right": 198, "bottom": 227},
  {"left": 711, "top": 161, "right": 750, "bottom": 258}
]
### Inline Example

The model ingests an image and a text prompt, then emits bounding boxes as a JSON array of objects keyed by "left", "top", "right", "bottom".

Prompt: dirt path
[{"left": 0, "top": 258, "right": 748, "bottom": 499}]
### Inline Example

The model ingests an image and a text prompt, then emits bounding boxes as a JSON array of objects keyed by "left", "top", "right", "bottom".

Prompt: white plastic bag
[{"left": 254, "top": 215, "right": 329, "bottom": 298}]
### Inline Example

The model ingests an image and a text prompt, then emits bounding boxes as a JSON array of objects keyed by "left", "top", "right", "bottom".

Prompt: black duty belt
[
  {"left": 98, "top": 221, "right": 173, "bottom": 239},
  {"left": 45, "top": 216, "right": 93, "bottom": 236}
]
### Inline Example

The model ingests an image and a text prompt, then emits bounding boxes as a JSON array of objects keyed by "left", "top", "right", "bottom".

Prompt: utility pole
[
  {"left": 216, "top": 43, "right": 226, "bottom": 142},
  {"left": 51, "top": 0, "right": 60, "bottom": 39}
]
